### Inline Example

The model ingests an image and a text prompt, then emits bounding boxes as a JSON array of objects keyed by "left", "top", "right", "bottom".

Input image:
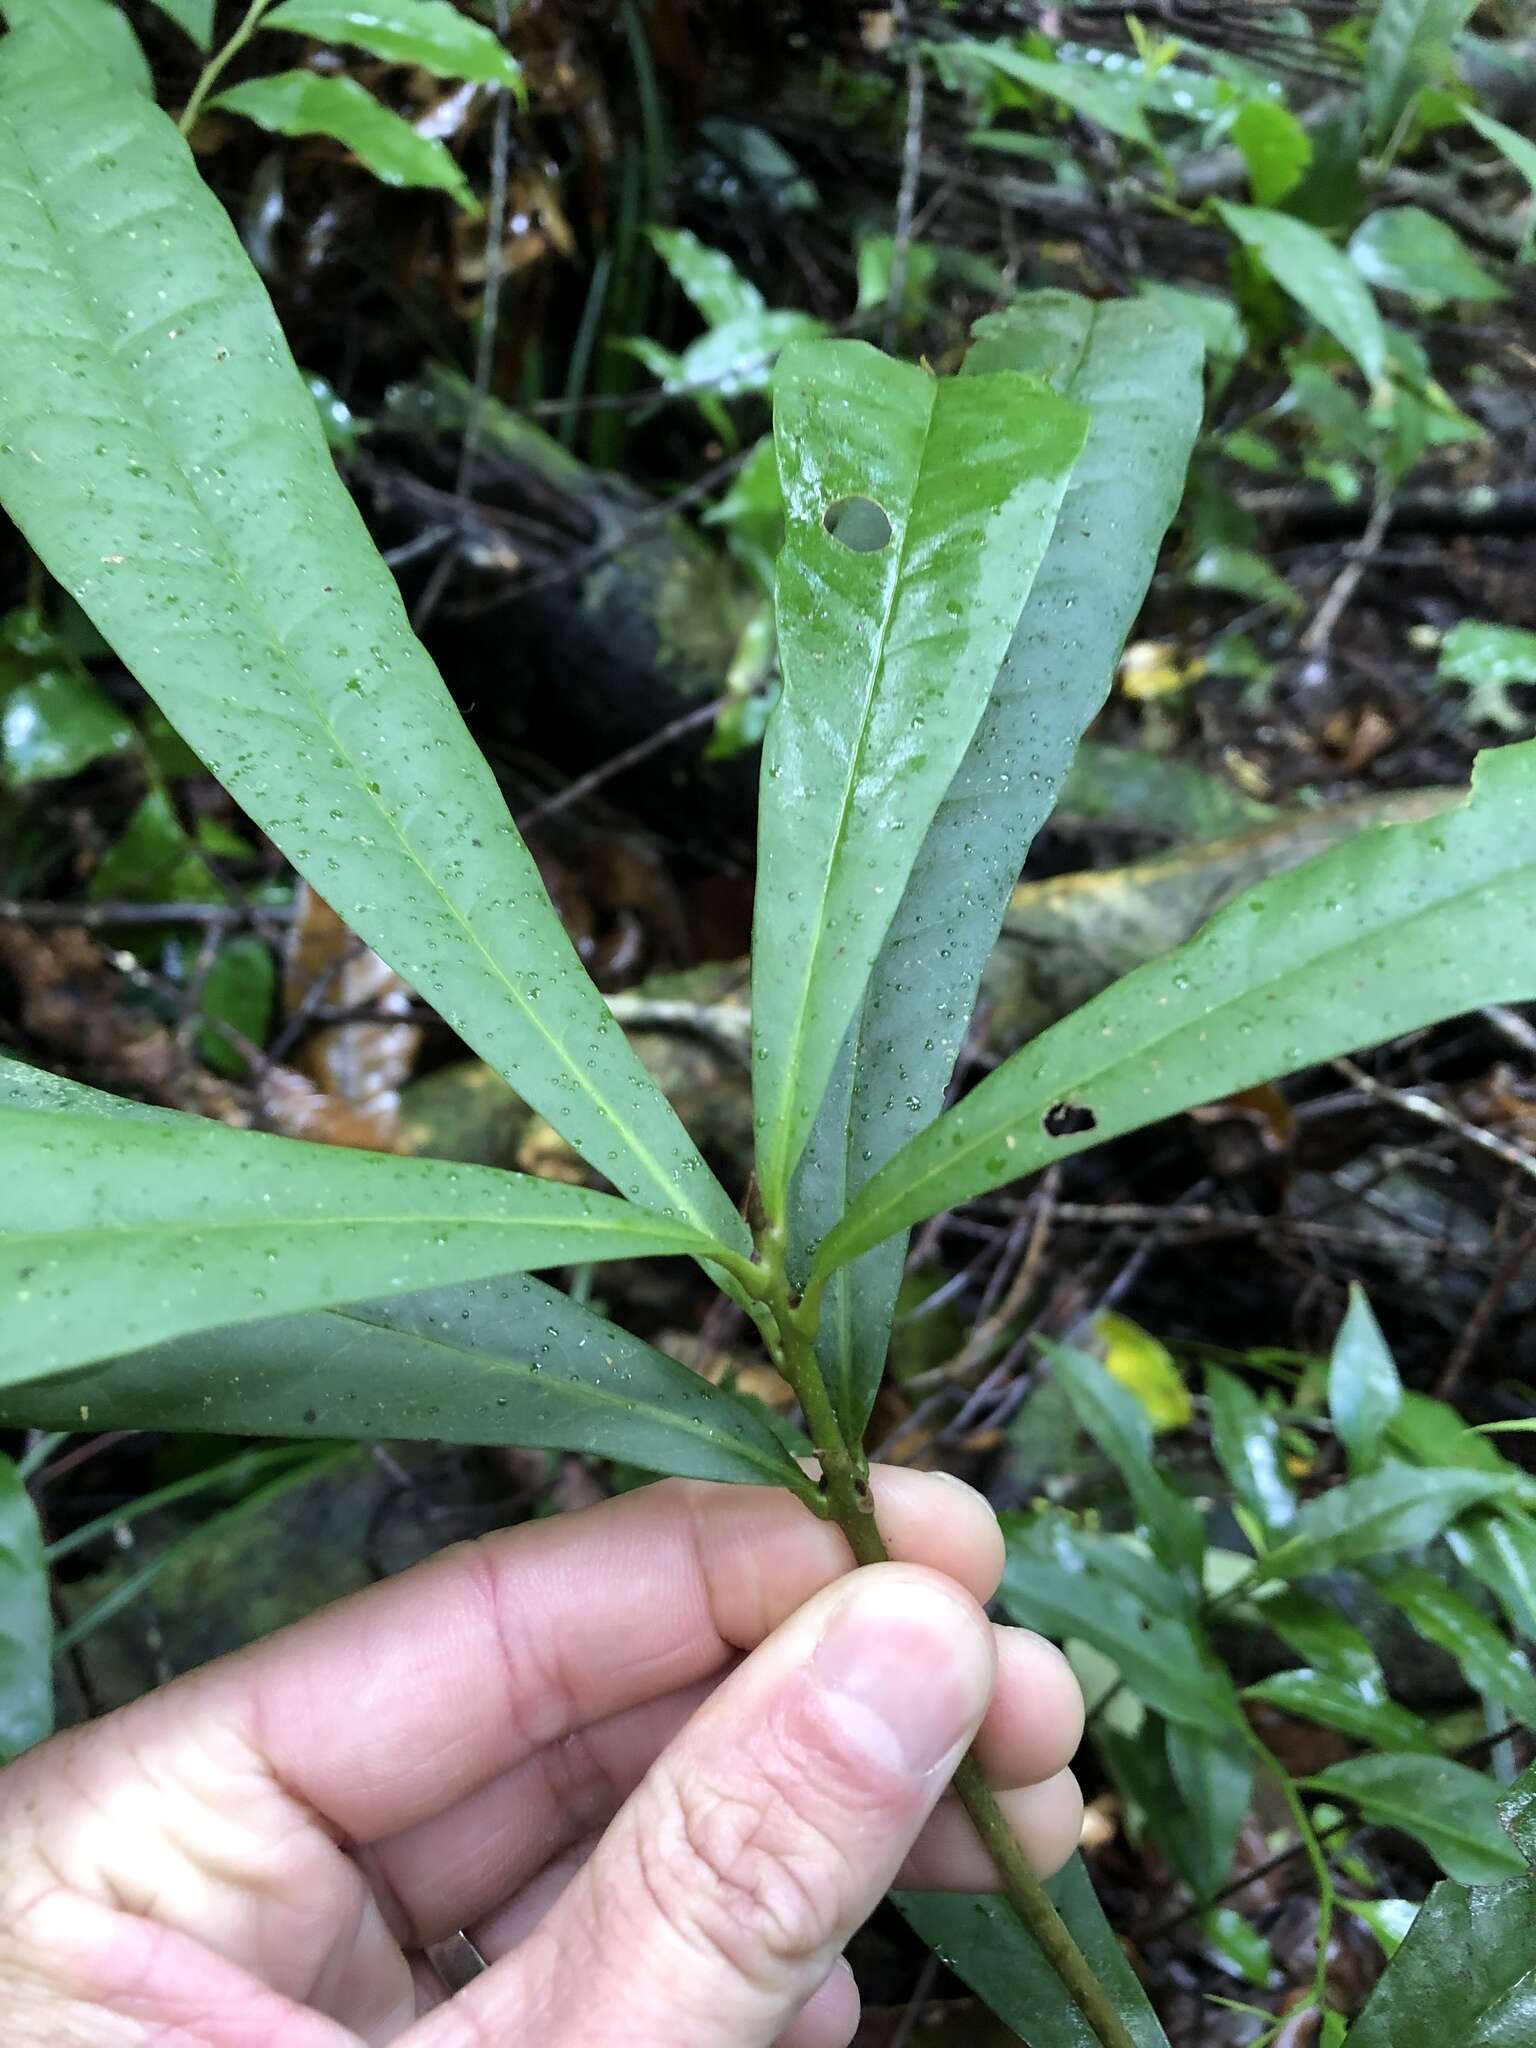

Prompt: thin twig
[
  {"left": 883, "top": 8, "right": 926, "bottom": 352},
  {"left": 0, "top": 899, "right": 294, "bottom": 929},
  {"left": 1297, "top": 489, "right": 1396, "bottom": 678},
  {"left": 178, "top": 0, "right": 277, "bottom": 135},
  {"left": 1434, "top": 1217, "right": 1536, "bottom": 1397},
  {"left": 515, "top": 698, "right": 725, "bottom": 831},
  {"left": 1335, "top": 1058, "right": 1536, "bottom": 1187}
]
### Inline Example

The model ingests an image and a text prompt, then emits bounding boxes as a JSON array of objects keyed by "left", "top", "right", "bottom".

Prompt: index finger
[{"left": 156, "top": 1467, "right": 1004, "bottom": 1844}]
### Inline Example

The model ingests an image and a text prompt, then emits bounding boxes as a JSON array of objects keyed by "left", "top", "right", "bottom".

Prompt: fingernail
[{"left": 811, "top": 1575, "right": 992, "bottom": 1777}]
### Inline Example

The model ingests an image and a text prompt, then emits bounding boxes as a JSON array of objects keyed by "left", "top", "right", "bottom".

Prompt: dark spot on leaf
[
  {"left": 302, "top": 1407, "right": 317, "bottom": 1425},
  {"left": 1043, "top": 1101, "right": 1097, "bottom": 1138},
  {"left": 823, "top": 495, "right": 893, "bottom": 552}
]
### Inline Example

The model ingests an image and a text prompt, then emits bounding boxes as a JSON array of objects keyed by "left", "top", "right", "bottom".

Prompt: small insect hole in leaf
[
  {"left": 1043, "top": 1102, "right": 1097, "bottom": 1138},
  {"left": 822, "top": 495, "right": 893, "bottom": 552}
]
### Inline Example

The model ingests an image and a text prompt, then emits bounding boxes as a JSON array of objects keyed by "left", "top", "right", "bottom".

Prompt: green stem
[
  {"left": 178, "top": 0, "right": 278, "bottom": 137},
  {"left": 760, "top": 1258, "right": 1136, "bottom": 2048},
  {"left": 1262, "top": 1742, "right": 1336, "bottom": 2022}
]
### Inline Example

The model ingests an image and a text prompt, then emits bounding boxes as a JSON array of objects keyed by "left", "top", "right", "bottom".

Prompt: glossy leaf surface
[
  {"left": 1262, "top": 1464, "right": 1518, "bottom": 1580},
  {"left": 0, "top": 1453, "right": 51, "bottom": 1762},
  {"left": 753, "top": 337, "right": 1087, "bottom": 1218},
  {"left": 1374, "top": 1564, "right": 1536, "bottom": 1724},
  {"left": 791, "top": 296, "right": 1200, "bottom": 1428},
  {"left": 1204, "top": 1366, "right": 1296, "bottom": 1541},
  {"left": 1243, "top": 1670, "right": 1437, "bottom": 1755},
  {"left": 1346, "top": 1873, "right": 1536, "bottom": 2047},
  {"left": 1348, "top": 207, "right": 1505, "bottom": 306},
  {"left": 1327, "top": 1284, "right": 1402, "bottom": 1474},
  {"left": 148, "top": 0, "right": 211, "bottom": 46},
  {"left": 959, "top": 41, "right": 1155, "bottom": 148},
  {"left": 1215, "top": 202, "right": 1386, "bottom": 383},
  {"left": 212, "top": 74, "right": 476, "bottom": 208},
  {"left": 0, "top": 1104, "right": 722, "bottom": 1381},
  {"left": 0, "top": 17, "right": 742, "bottom": 1252},
  {"left": 263, "top": 0, "right": 523, "bottom": 87},
  {"left": 1447, "top": 1509, "right": 1536, "bottom": 1641},
  {"left": 817, "top": 741, "right": 1536, "bottom": 1278},
  {"left": 0, "top": 1280, "right": 814, "bottom": 1499},
  {"left": 899, "top": 1856, "right": 1171, "bottom": 2048},
  {"left": 1304, "top": 1755, "right": 1527, "bottom": 1885}
]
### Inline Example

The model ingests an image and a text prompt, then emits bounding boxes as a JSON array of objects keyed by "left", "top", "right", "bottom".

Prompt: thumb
[{"left": 420, "top": 1563, "right": 995, "bottom": 2048}]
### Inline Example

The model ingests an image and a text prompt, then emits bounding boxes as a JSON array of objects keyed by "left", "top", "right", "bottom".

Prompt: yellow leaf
[
  {"left": 1093, "top": 1310, "right": 1193, "bottom": 1430},
  {"left": 1118, "top": 639, "right": 1205, "bottom": 701}
]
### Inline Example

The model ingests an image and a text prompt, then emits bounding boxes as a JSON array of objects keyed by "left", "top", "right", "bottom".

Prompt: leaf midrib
[
  {"left": 764, "top": 380, "right": 942, "bottom": 1208},
  {"left": 0, "top": 81, "right": 713, "bottom": 1238},
  {"left": 828, "top": 827, "right": 1536, "bottom": 1266},
  {"left": 3, "top": 1209, "right": 704, "bottom": 1251},
  {"left": 329, "top": 1305, "right": 797, "bottom": 1484}
]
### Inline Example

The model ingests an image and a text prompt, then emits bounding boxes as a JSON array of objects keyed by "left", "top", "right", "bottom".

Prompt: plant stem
[
  {"left": 178, "top": 0, "right": 277, "bottom": 137},
  {"left": 764, "top": 1268, "right": 1137, "bottom": 2048}
]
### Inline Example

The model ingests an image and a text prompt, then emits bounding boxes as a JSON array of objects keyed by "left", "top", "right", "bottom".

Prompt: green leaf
[
  {"left": 196, "top": 934, "right": 276, "bottom": 1076},
  {"left": 1046, "top": 1341, "right": 1205, "bottom": 1579},
  {"left": 2, "top": 0, "right": 152, "bottom": 91},
  {"left": 1165, "top": 1720, "right": 1256, "bottom": 1899},
  {"left": 1001, "top": 1513, "right": 1244, "bottom": 1735},
  {"left": 898, "top": 1855, "right": 1171, "bottom": 2048},
  {"left": 752, "top": 338, "right": 1088, "bottom": 1220},
  {"left": 1341, "top": 1895, "right": 1419, "bottom": 1959},
  {"left": 0, "top": 19, "right": 743, "bottom": 1253},
  {"left": 1503, "top": 1758, "right": 1536, "bottom": 1866},
  {"left": 1243, "top": 1669, "right": 1439, "bottom": 1754},
  {"left": 1464, "top": 103, "right": 1536, "bottom": 207},
  {"left": 1215, "top": 202, "right": 1387, "bottom": 383},
  {"left": 1446, "top": 1510, "right": 1536, "bottom": 1641},
  {"left": 1348, "top": 1873, "right": 1536, "bottom": 2046},
  {"left": 1254, "top": 1588, "right": 1384, "bottom": 1685},
  {"left": 0, "top": 607, "right": 134, "bottom": 784},
  {"left": 959, "top": 41, "right": 1156, "bottom": 148},
  {"left": 815, "top": 741, "right": 1536, "bottom": 1281},
  {"left": 1373, "top": 1563, "right": 1536, "bottom": 1724},
  {"left": 0, "top": 1279, "right": 814, "bottom": 1500},
  {"left": 1439, "top": 620, "right": 1536, "bottom": 734},
  {"left": 1200, "top": 1906, "right": 1273, "bottom": 1986},
  {"left": 211, "top": 72, "right": 476, "bottom": 209},
  {"left": 665, "top": 308, "right": 826, "bottom": 400},
  {"left": 1349, "top": 207, "right": 1506, "bottom": 306},
  {"left": 647, "top": 226, "right": 765, "bottom": 328},
  {"left": 1205, "top": 1366, "right": 1297, "bottom": 1540},
  {"left": 1328, "top": 1284, "right": 1402, "bottom": 1474},
  {"left": 263, "top": 0, "right": 522, "bottom": 88},
  {"left": 147, "top": 0, "right": 213, "bottom": 48},
  {"left": 1187, "top": 541, "right": 1299, "bottom": 611},
  {"left": 1304, "top": 1755, "right": 1527, "bottom": 1885},
  {"left": 1231, "top": 100, "right": 1312, "bottom": 206},
  {"left": 1364, "top": 0, "right": 1476, "bottom": 144},
  {"left": 791, "top": 295, "right": 1200, "bottom": 1431},
  {"left": 1262, "top": 1464, "right": 1518, "bottom": 1580},
  {"left": 0, "top": 1102, "right": 725, "bottom": 1382},
  {"left": 0, "top": 1452, "right": 52, "bottom": 1762}
]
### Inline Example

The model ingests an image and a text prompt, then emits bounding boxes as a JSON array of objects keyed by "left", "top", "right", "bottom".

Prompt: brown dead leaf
[{"left": 279, "top": 882, "right": 420, "bottom": 1149}]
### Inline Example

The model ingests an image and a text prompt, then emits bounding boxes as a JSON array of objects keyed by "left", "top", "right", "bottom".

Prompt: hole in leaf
[
  {"left": 823, "top": 495, "right": 893, "bottom": 552},
  {"left": 1043, "top": 1102, "right": 1097, "bottom": 1139}
]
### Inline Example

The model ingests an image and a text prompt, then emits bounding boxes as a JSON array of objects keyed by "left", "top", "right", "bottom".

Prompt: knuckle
[{"left": 622, "top": 1748, "right": 853, "bottom": 1991}]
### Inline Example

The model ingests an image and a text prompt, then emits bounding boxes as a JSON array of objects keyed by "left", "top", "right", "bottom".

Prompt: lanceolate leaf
[
  {"left": 0, "top": 1280, "right": 815, "bottom": 1500},
  {"left": 1242, "top": 1670, "right": 1438, "bottom": 1755},
  {"left": 1328, "top": 1284, "right": 1402, "bottom": 1474},
  {"left": 791, "top": 296, "right": 1200, "bottom": 1430},
  {"left": 816, "top": 740, "right": 1536, "bottom": 1279},
  {"left": 1373, "top": 1564, "right": 1536, "bottom": 1725},
  {"left": 0, "top": 1453, "right": 52, "bottom": 1762},
  {"left": 0, "top": 1105, "right": 724, "bottom": 1382},
  {"left": 1303, "top": 1755, "right": 1527, "bottom": 1886},
  {"left": 1447, "top": 1509, "right": 1536, "bottom": 1641},
  {"left": 753, "top": 338, "right": 1088, "bottom": 1221},
  {"left": 898, "top": 1857, "right": 1171, "bottom": 2048},
  {"left": 1204, "top": 1366, "right": 1296, "bottom": 1540},
  {"left": 1046, "top": 1341, "right": 1205, "bottom": 1581},
  {"left": 0, "top": 13, "right": 744, "bottom": 1256},
  {"left": 1364, "top": 0, "right": 1476, "bottom": 143},
  {"left": 1215, "top": 202, "right": 1387, "bottom": 384},
  {"left": 1261, "top": 1464, "right": 1517, "bottom": 1580},
  {"left": 212, "top": 74, "right": 477, "bottom": 210},
  {"left": 1345, "top": 1874, "right": 1536, "bottom": 2048},
  {"left": 263, "top": 0, "right": 523, "bottom": 88}
]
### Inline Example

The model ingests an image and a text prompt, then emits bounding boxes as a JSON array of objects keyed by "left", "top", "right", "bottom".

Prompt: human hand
[{"left": 1, "top": 1467, "right": 1083, "bottom": 2048}]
